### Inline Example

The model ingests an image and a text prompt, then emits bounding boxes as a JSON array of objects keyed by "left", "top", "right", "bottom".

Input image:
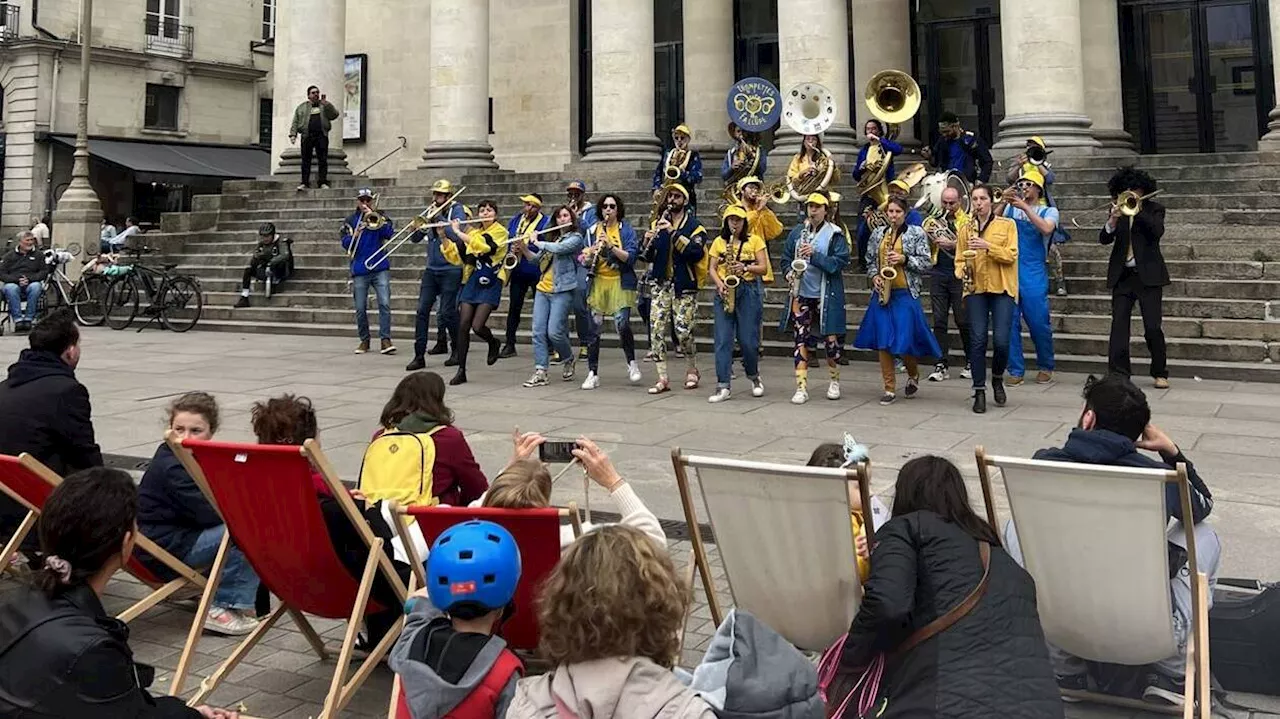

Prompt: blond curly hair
[
  {"left": 482, "top": 458, "right": 552, "bottom": 509},
  {"left": 537, "top": 524, "right": 689, "bottom": 668}
]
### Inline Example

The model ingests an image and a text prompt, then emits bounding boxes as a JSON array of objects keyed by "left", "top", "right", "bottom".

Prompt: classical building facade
[{"left": 298, "top": 0, "right": 1280, "bottom": 181}]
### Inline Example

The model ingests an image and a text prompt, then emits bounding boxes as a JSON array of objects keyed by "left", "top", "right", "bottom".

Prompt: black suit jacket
[{"left": 1099, "top": 200, "right": 1169, "bottom": 290}]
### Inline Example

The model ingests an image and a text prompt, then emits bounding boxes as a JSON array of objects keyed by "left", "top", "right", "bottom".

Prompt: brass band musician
[
  {"left": 955, "top": 184, "right": 1019, "bottom": 414},
  {"left": 853, "top": 119, "right": 904, "bottom": 271},
  {"left": 720, "top": 123, "right": 766, "bottom": 210},
  {"left": 923, "top": 187, "right": 973, "bottom": 384},
  {"left": 1101, "top": 167, "right": 1169, "bottom": 389},
  {"left": 652, "top": 124, "right": 704, "bottom": 213}
]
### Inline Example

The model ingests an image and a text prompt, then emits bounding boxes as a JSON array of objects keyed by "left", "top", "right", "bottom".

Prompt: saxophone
[
  {"left": 876, "top": 226, "right": 898, "bottom": 307},
  {"left": 787, "top": 223, "right": 812, "bottom": 303},
  {"left": 960, "top": 217, "right": 979, "bottom": 295},
  {"left": 721, "top": 236, "right": 747, "bottom": 315}
]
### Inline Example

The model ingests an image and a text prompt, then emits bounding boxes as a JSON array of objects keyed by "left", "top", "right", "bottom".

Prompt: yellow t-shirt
[
  {"left": 592, "top": 223, "right": 622, "bottom": 280},
  {"left": 709, "top": 234, "right": 766, "bottom": 282},
  {"left": 883, "top": 229, "right": 908, "bottom": 290},
  {"left": 536, "top": 253, "right": 555, "bottom": 294}
]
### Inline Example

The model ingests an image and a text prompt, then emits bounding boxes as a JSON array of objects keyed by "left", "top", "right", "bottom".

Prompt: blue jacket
[
  {"left": 576, "top": 203, "right": 599, "bottom": 232},
  {"left": 641, "top": 212, "right": 707, "bottom": 297},
  {"left": 530, "top": 231, "right": 586, "bottom": 294},
  {"left": 852, "top": 137, "right": 904, "bottom": 183},
  {"left": 506, "top": 211, "right": 549, "bottom": 282},
  {"left": 137, "top": 442, "right": 221, "bottom": 580},
  {"left": 653, "top": 149, "right": 704, "bottom": 191},
  {"left": 410, "top": 202, "right": 466, "bottom": 272},
  {"left": 780, "top": 221, "right": 849, "bottom": 337},
  {"left": 341, "top": 210, "right": 394, "bottom": 276},
  {"left": 720, "top": 147, "right": 768, "bottom": 181},
  {"left": 929, "top": 131, "right": 993, "bottom": 183},
  {"left": 583, "top": 220, "right": 640, "bottom": 292}
]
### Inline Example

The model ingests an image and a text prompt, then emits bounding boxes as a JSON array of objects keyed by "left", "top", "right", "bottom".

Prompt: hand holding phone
[{"left": 538, "top": 439, "right": 578, "bottom": 464}]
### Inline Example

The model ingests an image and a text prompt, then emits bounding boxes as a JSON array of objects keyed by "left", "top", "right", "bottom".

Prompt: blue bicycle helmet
[{"left": 426, "top": 520, "right": 521, "bottom": 613}]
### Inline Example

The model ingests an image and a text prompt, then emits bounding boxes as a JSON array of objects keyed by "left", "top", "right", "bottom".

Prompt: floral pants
[{"left": 651, "top": 281, "right": 698, "bottom": 379}]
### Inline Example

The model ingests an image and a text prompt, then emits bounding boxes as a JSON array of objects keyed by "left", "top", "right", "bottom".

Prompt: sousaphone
[
  {"left": 858, "top": 70, "right": 921, "bottom": 207},
  {"left": 781, "top": 82, "right": 837, "bottom": 136}
]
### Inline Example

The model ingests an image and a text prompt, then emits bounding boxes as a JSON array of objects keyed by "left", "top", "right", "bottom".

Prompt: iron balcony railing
[{"left": 144, "top": 18, "right": 192, "bottom": 58}]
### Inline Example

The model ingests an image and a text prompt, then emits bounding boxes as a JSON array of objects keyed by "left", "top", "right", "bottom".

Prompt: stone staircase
[{"left": 146, "top": 152, "right": 1280, "bottom": 381}]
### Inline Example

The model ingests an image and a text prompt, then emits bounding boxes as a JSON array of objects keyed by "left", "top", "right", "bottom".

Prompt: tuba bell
[{"left": 857, "top": 71, "right": 920, "bottom": 206}]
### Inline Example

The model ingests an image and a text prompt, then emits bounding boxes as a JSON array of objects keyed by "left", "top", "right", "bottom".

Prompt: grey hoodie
[
  {"left": 389, "top": 598, "right": 519, "bottom": 719},
  {"left": 507, "top": 656, "right": 715, "bottom": 719}
]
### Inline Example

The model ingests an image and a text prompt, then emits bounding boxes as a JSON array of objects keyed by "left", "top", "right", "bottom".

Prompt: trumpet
[
  {"left": 500, "top": 222, "right": 575, "bottom": 271},
  {"left": 961, "top": 249, "right": 978, "bottom": 295},
  {"left": 992, "top": 186, "right": 1021, "bottom": 205}
]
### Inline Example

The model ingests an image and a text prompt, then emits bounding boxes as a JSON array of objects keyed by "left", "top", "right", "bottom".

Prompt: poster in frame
[{"left": 344, "top": 54, "right": 368, "bottom": 143}]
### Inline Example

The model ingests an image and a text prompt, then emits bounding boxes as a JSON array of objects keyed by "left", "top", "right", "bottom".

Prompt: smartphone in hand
[{"left": 538, "top": 440, "right": 578, "bottom": 464}]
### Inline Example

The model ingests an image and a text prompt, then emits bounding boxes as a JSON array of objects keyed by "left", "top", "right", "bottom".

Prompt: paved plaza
[{"left": 2, "top": 327, "right": 1278, "bottom": 718}]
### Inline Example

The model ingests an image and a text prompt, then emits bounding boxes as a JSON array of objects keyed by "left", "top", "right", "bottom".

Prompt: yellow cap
[
  {"left": 1028, "top": 136, "right": 1046, "bottom": 149},
  {"left": 664, "top": 184, "right": 690, "bottom": 200},
  {"left": 430, "top": 179, "right": 453, "bottom": 194},
  {"left": 1019, "top": 167, "right": 1046, "bottom": 189},
  {"left": 888, "top": 179, "right": 911, "bottom": 194},
  {"left": 828, "top": 191, "right": 842, "bottom": 204},
  {"left": 737, "top": 175, "right": 763, "bottom": 191},
  {"left": 722, "top": 204, "right": 748, "bottom": 221},
  {"left": 805, "top": 193, "right": 829, "bottom": 207},
  {"left": 672, "top": 124, "right": 692, "bottom": 137},
  {"left": 519, "top": 194, "right": 543, "bottom": 207}
]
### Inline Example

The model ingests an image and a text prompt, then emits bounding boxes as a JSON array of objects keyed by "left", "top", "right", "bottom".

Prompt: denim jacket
[{"left": 530, "top": 231, "right": 586, "bottom": 294}]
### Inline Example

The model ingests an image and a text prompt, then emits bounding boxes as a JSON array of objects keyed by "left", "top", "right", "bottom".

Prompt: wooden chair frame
[
  {"left": 165, "top": 432, "right": 408, "bottom": 719},
  {"left": 0, "top": 453, "right": 207, "bottom": 623},
  {"left": 670, "top": 447, "right": 875, "bottom": 631},
  {"left": 975, "top": 445, "right": 1210, "bottom": 719}
]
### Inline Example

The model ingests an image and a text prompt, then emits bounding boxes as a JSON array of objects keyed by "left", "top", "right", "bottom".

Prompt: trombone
[
  {"left": 362, "top": 212, "right": 485, "bottom": 271},
  {"left": 1069, "top": 189, "right": 1163, "bottom": 229}
]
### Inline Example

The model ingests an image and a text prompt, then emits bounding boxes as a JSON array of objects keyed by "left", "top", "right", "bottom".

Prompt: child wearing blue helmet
[{"left": 390, "top": 520, "right": 523, "bottom": 719}]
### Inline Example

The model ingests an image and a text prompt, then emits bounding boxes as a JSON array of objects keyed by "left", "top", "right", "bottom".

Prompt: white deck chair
[
  {"left": 975, "top": 445, "right": 1210, "bottom": 719},
  {"left": 671, "top": 448, "right": 874, "bottom": 652}
]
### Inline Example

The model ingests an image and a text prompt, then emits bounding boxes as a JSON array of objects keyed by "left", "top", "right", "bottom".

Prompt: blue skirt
[
  {"left": 854, "top": 288, "right": 943, "bottom": 358},
  {"left": 459, "top": 266, "right": 503, "bottom": 307}
]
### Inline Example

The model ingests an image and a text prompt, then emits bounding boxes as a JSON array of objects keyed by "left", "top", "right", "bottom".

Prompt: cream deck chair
[
  {"left": 671, "top": 448, "right": 874, "bottom": 652},
  {"left": 975, "top": 446, "right": 1210, "bottom": 719}
]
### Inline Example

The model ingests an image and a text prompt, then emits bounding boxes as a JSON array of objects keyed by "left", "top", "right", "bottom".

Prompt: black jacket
[
  {"left": 0, "top": 249, "right": 50, "bottom": 286},
  {"left": 1099, "top": 201, "right": 1169, "bottom": 290},
  {"left": 842, "top": 511, "right": 1063, "bottom": 719},
  {"left": 0, "top": 584, "right": 199, "bottom": 718},
  {"left": 0, "top": 350, "right": 102, "bottom": 477},
  {"left": 137, "top": 443, "right": 222, "bottom": 578}
]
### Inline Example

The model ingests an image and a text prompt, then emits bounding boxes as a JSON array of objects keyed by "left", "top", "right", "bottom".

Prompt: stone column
[
  {"left": 583, "top": 0, "right": 661, "bottom": 162},
  {"left": 994, "top": 0, "right": 1099, "bottom": 152},
  {"left": 271, "top": 0, "right": 350, "bottom": 178},
  {"left": 52, "top": 0, "right": 99, "bottom": 280},
  {"left": 683, "top": 0, "right": 735, "bottom": 156},
  {"left": 420, "top": 0, "right": 497, "bottom": 168},
  {"left": 1079, "top": 0, "right": 1134, "bottom": 151},
  {"left": 1259, "top": 0, "right": 1280, "bottom": 150},
  {"left": 849, "top": 0, "right": 918, "bottom": 147},
  {"left": 773, "top": 0, "right": 858, "bottom": 161}
]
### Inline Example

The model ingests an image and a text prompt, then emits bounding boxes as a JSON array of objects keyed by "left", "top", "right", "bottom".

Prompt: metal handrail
[
  {"left": 144, "top": 21, "right": 193, "bottom": 58},
  {"left": 355, "top": 136, "right": 408, "bottom": 176}
]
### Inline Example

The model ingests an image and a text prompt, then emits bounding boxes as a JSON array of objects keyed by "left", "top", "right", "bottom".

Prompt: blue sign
[{"left": 726, "top": 77, "right": 781, "bottom": 134}]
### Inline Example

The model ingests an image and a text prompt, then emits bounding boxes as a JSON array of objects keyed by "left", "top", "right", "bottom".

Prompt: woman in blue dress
[{"left": 442, "top": 199, "right": 508, "bottom": 385}]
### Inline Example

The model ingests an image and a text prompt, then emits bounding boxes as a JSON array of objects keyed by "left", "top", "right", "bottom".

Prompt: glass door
[
  {"left": 920, "top": 17, "right": 1003, "bottom": 146},
  {"left": 1204, "top": 2, "right": 1260, "bottom": 150},
  {"left": 734, "top": 0, "right": 780, "bottom": 150}
]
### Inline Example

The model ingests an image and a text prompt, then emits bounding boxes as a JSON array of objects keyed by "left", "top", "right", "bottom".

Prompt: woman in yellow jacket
[{"left": 955, "top": 184, "right": 1018, "bottom": 414}]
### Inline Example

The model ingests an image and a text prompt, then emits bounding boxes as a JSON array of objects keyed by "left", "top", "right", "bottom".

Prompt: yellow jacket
[
  {"left": 955, "top": 215, "right": 1018, "bottom": 299},
  {"left": 744, "top": 202, "right": 783, "bottom": 283}
]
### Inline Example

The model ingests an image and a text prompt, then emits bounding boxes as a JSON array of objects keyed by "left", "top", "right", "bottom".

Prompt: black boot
[
  {"left": 499, "top": 342, "right": 517, "bottom": 359},
  {"left": 427, "top": 333, "right": 448, "bottom": 356},
  {"left": 448, "top": 368, "right": 467, "bottom": 386},
  {"left": 973, "top": 389, "right": 987, "bottom": 414},
  {"left": 992, "top": 377, "right": 1007, "bottom": 407},
  {"left": 444, "top": 352, "right": 460, "bottom": 367},
  {"left": 487, "top": 338, "right": 501, "bottom": 366},
  {"left": 404, "top": 356, "right": 426, "bottom": 372}
]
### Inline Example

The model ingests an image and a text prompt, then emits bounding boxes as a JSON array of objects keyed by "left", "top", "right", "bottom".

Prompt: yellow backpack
[{"left": 357, "top": 426, "right": 445, "bottom": 507}]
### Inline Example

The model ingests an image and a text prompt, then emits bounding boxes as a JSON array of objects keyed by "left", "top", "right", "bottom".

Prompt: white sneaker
[
  {"left": 320, "top": 183, "right": 331, "bottom": 190},
  {"left": 627, "top": 360, "right": 642, "bottom": 384},
  {"left": 791, "top": 388, "right": 809, "bottom": 405},
  {"left": 751, "top": 378, "right": 765, "bottom": 397},
  {"left": 205, "top": 607, "right": 258, "bottom": 636},
  {"left": 928, "top": 364, "right": 949, "bottom": 382},
  {"left": 708, "top": 388, "right": 731, "bottom": 403},
  {"left": 827, "top": 381, "right": 841, "bottom": 400},
  {"left": 960, "top": 363, "right": 972, "bottom": 380},
  {"left": 581, "top": 371, "right": 600, "bottom": 390},
  {"left": 296, "top": 183, "right": 307, "bottom": 191},
  {"left": 522, "top": 369, "right": 548, "bottom": 387}
]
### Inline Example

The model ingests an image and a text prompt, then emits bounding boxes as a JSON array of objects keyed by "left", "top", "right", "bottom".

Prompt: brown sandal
[
  {"left": 684, "top": 369, "right": 700, "bottom": 390},
  {"left": 647, "top": 378, "right": 671, "bottom": 395}
]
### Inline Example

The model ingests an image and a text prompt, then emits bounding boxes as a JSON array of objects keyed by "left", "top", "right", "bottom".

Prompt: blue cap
[
  {"left": 566, "top": 180, "right": 586, "bottom": 192},
  {"left": 427, "top": 520, "right": 522, "bottom": 612}
]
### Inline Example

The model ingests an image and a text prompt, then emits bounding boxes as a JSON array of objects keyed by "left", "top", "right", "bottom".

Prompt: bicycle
[
  {"left": 0, "top": 242, "right": 110, "bottom": 335},
  {"left": 102, "top": 246, "right": 204, "bottom": 332}
]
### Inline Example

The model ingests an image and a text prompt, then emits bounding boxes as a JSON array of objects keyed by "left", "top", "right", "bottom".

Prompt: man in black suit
[{"left": 1100, "top": 167, "right": 1169, "bottom": 388}]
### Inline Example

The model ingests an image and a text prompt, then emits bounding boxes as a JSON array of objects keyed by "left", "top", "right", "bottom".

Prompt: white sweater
[{"left": 561, "top": 482, "right": 667, "bottom": 549}]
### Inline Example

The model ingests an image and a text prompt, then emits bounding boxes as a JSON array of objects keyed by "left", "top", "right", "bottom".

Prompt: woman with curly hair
[{"left": 507, "top": 524, "right": 712, "bottom": 719}]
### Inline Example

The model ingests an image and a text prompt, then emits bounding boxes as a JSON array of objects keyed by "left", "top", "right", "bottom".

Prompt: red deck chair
[
  {"left": 385, "top": 504, "right": 581, "bottom": 719},
  {"left": 164, "top": 432, "right": 408, "bottom": 719},
  {"left": 0, "top": 453, "right": 206, "bottom": 622}
]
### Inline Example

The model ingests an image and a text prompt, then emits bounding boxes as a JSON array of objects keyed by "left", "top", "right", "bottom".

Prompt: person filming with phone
[{"left": 479, "top": 432, "right": 666, "bottom": 550}]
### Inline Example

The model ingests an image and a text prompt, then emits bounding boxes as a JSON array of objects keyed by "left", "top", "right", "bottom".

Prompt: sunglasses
[
  {"left": 1015, "top": 181, "right": 1035, "bottom": 190},
  {"left": 602, "top": 203, "right": 617, "bottom": 209}
]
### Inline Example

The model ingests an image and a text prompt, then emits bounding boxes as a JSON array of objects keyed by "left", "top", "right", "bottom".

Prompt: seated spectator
[
  {"left": 481, "top": 435, "right": 665, "bottom": 549},
  {"left": 0, "top": 308, "right": 101, "bottom": 543},
  {"left": 0, "top": 467, "right": 240, "bottom": 718},
  {"left": 107, "top": 216, "right": 143, "bottom": 253},
  {"left": 806, "top": 440, "right": 886, "bottom": 583},
  {"left": 0, "top": 231, "right": 50, "bottom": 332},
  {"left": 363, "top": 371, "right": 488, "bottom": 507},
  {"left": 507, "top": 525, "right": 713, "bottom": 719},
  {"left": 100, "top": 216, "right": 118, "bottom": 252},
  {"left": 233, "top": 222, "right": 293, "bottom": 308},
  {"left": 138, "top": 392, "right": 261, "bottom": 636},
  {"left": 390, "top": 520, "right": 523, "bottom": 718},
  {"left": 1007, "top": 373, "right": 1218, "bottom": 707},
  {"left": 836, "top": 456, "right": 1063, "bottom": 719}
]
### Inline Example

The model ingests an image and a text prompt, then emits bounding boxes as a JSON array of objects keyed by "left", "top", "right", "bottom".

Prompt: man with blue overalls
[
  {"left": 1002, "top": 168, "right": 1057, "bottom": 385},
  {"left": 405, "top": 179, "right": 466, "bottom": 371}
]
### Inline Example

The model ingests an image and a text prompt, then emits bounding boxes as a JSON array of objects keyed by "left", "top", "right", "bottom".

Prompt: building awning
[{"left": 48, "top": 135, "right": 269, "bottom": 182}]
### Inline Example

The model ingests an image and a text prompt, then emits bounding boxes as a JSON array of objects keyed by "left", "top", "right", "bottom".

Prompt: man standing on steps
[
  {"left": 405, "top": 180, "right": 466, "bottom": 371},
  {"left": 288, "top": 85, "right": 340, "bottom": 192},
  {"left": 501, "top": 194, "right": 549, "bottom": 358},
  {"left": 1101, "top": 167, "right": 1170, "bottom": 389}
]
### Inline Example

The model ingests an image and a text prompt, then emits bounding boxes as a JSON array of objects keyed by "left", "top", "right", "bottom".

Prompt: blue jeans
[
  {"left": 713, "top": 283, "right": 762, "bottom": 388},
  {"left": 966, "top": 292, "right": 1014, "bottom": 390},
  {"left": 1008, "top": 279, "right": 1056, "bottom": 377},
  {"left": 2, "top": 282, "right": 42, "bottom": 322},
  {"left": 532, "top": 290, "right": 573, "bottom": 369},
  {"left": 415, "top": 268, "right": 461, "bottom": 357},
  {"left": 352, "top": 270, "right": 392, "bottom": 342},
  {"left": 183, "top": 525, "right": 260, "bottom": 610}
]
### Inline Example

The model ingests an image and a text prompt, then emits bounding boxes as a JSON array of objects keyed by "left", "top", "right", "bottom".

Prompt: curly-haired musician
[
  {"left": 581, "top": 194, "right": 642, "bottom": 390},
  {"left": 855, "top": 197, "right": 942, "bottom": 406},
  {"left": 652, "top": 124, "right": 704, "bottom": 213},
  {"left": 923, "top": 111, "right": 992, "bottom": 184},
  {"left": 707, "top": 205, "right": 768, "bottom": 403},
  {"left": 501, "top": 194, "right": 550, "bottom": 360},
  {"left": 781, "top": 194, "right": 849, "bottom": 405},
  {"left": 853, "top": 118, "right": 905, "bottom": 271},
  {"left": 1102, "top": 167, "right": 1169, "bottom": 388},
  {"left": 1000, "top": 168, "right": 1058, "bottom": 385},
  {"left": 406, "top": 180, "right": 466, "bottom": 371},
  {"left": 956, "top": 184, "right": 1019, "bottom": 414},
  {"left": 639, "top": 184, "right": 707, "bottom": 394},
  {"left": 341, "top": 189, "right": 395, "bottom": 355},
  {"left": 439, "top": 200, "right": 509, "bottom": 386}
]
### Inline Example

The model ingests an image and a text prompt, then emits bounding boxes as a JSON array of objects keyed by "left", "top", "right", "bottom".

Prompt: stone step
[
  {"left": 1055, "top": 194, "right": 1280, "bottom": 211},
  {"left": 1050, "top": 150, "right": 1261, "bottom": 168},
  {"left": 1051, "top": 178, "right": 1280, "bottom": 195}
]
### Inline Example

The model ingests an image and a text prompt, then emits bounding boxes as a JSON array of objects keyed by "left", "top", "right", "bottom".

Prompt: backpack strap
[
  {"left": 447, "top": 648, "right": 524, "bottom": 719},
  {"left": 892, "top": 541, "right": 991, "bottom": 659}
]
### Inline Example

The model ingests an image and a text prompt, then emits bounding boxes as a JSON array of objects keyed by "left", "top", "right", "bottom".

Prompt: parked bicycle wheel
[
  {"left": 104, "top": 275, "right": 140, "bottom": 330},
  {"left": 160, "top": 276, "right": 203, "bottom": 333},
  {"left": 71, "top": 274, "right": 108, "bottom": 326}
]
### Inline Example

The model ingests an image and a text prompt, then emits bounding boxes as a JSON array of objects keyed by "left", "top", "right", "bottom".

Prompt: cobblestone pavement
[{"left": 2, "top": 328, "right": 1277, "bottom": 717}]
